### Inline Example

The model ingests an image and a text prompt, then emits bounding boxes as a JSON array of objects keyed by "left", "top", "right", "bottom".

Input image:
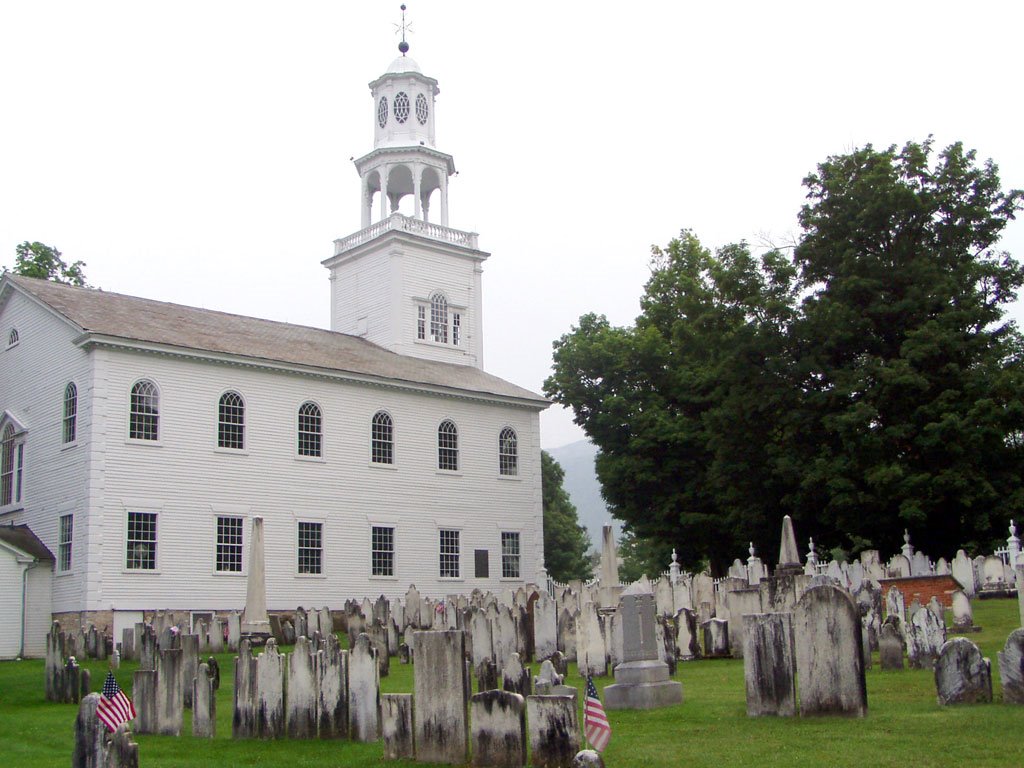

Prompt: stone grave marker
[
  {"left": 526, "top": 695, "right": 580, "bottom": 768},
  {"left": 193, "top": 662, "right": 215, "bottom": 738},
  {"left": 935, "top": 638, "right": 992, "bottom": 705},
  {"left": 997, "top": 628, "right": 1024, "bottom": 704},
  {"left": 471, "top": 689, "right": 527, "bottom": 768},
  {"left": 879, "top": 621, "right": 904, "bottom": 671},
  {"left": 413, "top": 630, "right": 469, "bottom": 764},
  {"left": 742, "top": 612, "right": 796, "bottom": 717},
  {"left": 381, "top": 693, "right": 415, "bottom": 760},
  {"left": 348, "top": 633, "right": 380, "bottom": 742}
]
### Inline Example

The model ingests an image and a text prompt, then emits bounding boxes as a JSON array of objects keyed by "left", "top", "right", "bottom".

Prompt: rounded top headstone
[{"left": 573, "top": 750, "right": 606, "bottom": 768}]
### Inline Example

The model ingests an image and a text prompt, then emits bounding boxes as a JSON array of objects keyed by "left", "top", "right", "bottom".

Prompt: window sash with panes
[
  {"left": 63, "top": 383, "right": 78, "bottom": 444},
  {"left": 430, "top": 294, "right": 448, "bottom": 343},
  {"left": 129, "top": 381, "right": 159, "bottom": 441},
  {"left": 417, "top": 305, "right": 426, "bottom": 340},
  {"left": 297, "top": 521, "right": 323, "bottom": 574},
  {"left": 452, "top": 313, "right": 461, "bottom": 346},
  {"left": 59, "top": 513, "right": 73, "bottom": 572},
  {"left": 371, "top": 411, "right": 394, "bottom": 464},
  {"left": 499, "top": 427, "right": 518, "bottom": 476},
  {"left": 0, "top": 425, "right": 14, "bottom": 506},
  {"left": 126, "top": 511, "right": 157, "bottom": 570},
  {"left": 439, "top": 528, "right": 460, "bottom": 578},
  {"left": 216, "top": 516, "right": 243, "bottom": 572},
  {"left": 438, "top": 420, "right": 458, "bottom": 471},
  {"left": 297, "top": 402, "right": 322, "bottom": 457},
  {"left": 371, "top": 525, "right": 395, "bottom": 576},
  {"left": 218, "top": 392, "right": 245, "bottom": 449},
  {"left": 501, "top": 531, "right": 521, "bottom": 578}
]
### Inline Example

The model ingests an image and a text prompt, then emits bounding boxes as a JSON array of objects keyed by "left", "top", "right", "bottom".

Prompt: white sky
[{"left": 2, "top": 1, "right": 1022, "bottom": 450}]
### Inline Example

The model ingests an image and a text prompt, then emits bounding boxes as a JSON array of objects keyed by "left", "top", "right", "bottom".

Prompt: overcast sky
[{"left": 2, "top": 1, "right": 1021, "bottom": 449}]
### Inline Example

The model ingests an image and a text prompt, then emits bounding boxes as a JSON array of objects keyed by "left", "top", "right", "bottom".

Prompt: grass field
[{"left": 1, "top": 598, "right": 1019, "bottom": 768}]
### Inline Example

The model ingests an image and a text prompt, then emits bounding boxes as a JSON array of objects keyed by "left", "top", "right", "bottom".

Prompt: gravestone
[
  {"left": 156, "top": 647, "right": 184, "bottom": 736},
  {"left": 534, "top": 592, "right": 558, "bottom": 661},
  {"left": 654, "top": 576, "right": 675, "bottom": 617},
  {"left": 493, "top": 607, "right": 519, "bottom": 674},
  {"left": 132, "top": 669, "right": 157, "bottom": 734},
  {"left": 908, "top": 607, "right": 945, "bottom": 670},
  {"left": 471, "top": 689, "right": 527, "bottom": 768},
  {"left": 743, "top": 612, "right": 796, "bottom": 717},
  {"left": 381, "top": 694, "right": 415, "bottom": 760},
  {"left": 927, "top": 596, "right": 945, "bottom": 625},
  {"left": 951, "top": 590, "right": 974, "bottom": 630},
  {"left": 576, "top": 603, "right": 606, "bottom": 678},
  {"left": 934, "top": 638, "right": 992, "bottom": 705},
  {"left": 557, "top": 608, "right": 578, "bottom": 662},
  {"left": 527, "top": 695, "right": 580, "bottom": 768},
  {"left": 794, "top": 584, "right": 867, "bottom": 717},
  {"left": 413, "top": 630, "right": 469, "bottom": 764},
  {"left": 702, "top": 619, "right": 730, "bottom": 658},
  {"left": 180, "top": 634, "right": 199, "bottom": 709},
  {"left": 502, "top": 652, "right": 532, "bottom": 697},
  {"left": 879, "top": 621, "right": 904, "bottom": 671},
  {"left": 240, "top": 516, "right": 271, "bottom": 644},
  {"left": 286, "top": 636, "right": 317, "bottom": 738},
  {"left": 885, "top": 587, "right": 906, "bottom": 624},
  {"left": 226, "top": 611, "right": 241, "bottom": 651},
  {"left": 232, "top": 640, "right": 257, "bottom": 738},
  {"left": 572, "top": 751, "right": 605, "bottom": 768},
  {"left": 997, "top": 628, "right": 1024, "bottom": 704},
  {"left": 209, "top": 618, "right": 224, "bottom": 653},
  {"left": 674, "top": 608, "right": 700, "bottom": 660},
  {"left": 951, "top": 550, "right": 976, "bottom": 598},
  {"left": 120, "top": 628, "right": 135, "bottom": 662},
  {"left": 604, "top": 589, "right": 682, "bottom": 709},
  {"left": 255, "top": 640, "right": 285, "bottom": 739},
  {"left": 471, "top": 608, "right": 494, "bottom": 672},
  {"left": 607, "top": 611, "right": 623, "bottom": 669},
  {"left": 193, "top": 662, "right": 216, "bottom": 738},
  {"left": 725, "top": 588, "right": 763, "bottom": 659},
  {"left": 318, "top": 637, "right": 348, "bottom": 738},
  {"left": 348, "top": 634, "right": 380, "bottom": 742}
]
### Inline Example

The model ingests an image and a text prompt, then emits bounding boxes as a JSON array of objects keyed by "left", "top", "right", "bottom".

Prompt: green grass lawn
[{"left": 1, "top": 598, "right": 1019, "bottom": 768}]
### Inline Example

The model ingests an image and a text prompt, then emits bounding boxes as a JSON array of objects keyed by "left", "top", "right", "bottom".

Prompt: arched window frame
[
  {"left": 128, "top": 380, "right": 160, "bottom": 442},
  {"left": 63, "top": 382, "right": 78, "bottom": 444},
  {"left": 0, "top": 417, "right": 27, "bottom": 508},
  {"left": 430, "top": 292, "right": 449, "bottom": 344},
  {"left": 498, "top": 427, "right": 518, "bottom": 476},
  {"left": 371, "top": 410, "right": 395, "bottom": 465},
  {"left": 437, "top": 419, "right": 459, "bottom": 471},
  {"left": 7, "top": 328, "right": 19, "bottom": 348},
  {"left": 218, "top": 391, "right": 245, "bottom": 450},
  {"left": 297, "top": 401, "right": 322, "bottom": 458}
]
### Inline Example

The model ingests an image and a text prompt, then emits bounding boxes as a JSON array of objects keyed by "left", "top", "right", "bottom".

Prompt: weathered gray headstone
[
  {"left": 232, "top": 641, "right": 257, "bottom": 738},
  {"left": 879, "top": 621, "right": 904, "bottom": 671},
  {"left": 348, "top": 633, "right": 380, "bottom": 742},
  {"left": 534, "top": 592, "right": 558, "bottom": 661},
  {"left": 794, "top": 584, "right": 867, "bottom": 717},
  {"left": 885, "top": 586, "right": 906, "bottom": 624},
  {"left": 132, "top": 669, "right": 157, "bottom": 734},
  {"left": 502, "top": 652, "right": 532, "bottom": 697},
  {"left": 71, "top": 694, "right": 105, "bottom": 768},
  {"left": 572, "top": 750, "right": 605, "bottom": 768},
  {"left": 156, "top": 647, "right": 184, "bottom": 736},
  {"left": 576, "top": 603, "right": 606, "bottom": 677},
  {"left": 742, "top": 613, "right": 796, "bottom": 717},
  {"left": 413, "top": 630, "right": 469, "bottom": 764},
  {"left": 471, "top": 689, "right": 526, "bottom": 768},
  {"left": 951, "top": 590, "right": 974, "bottom": 630},
  {"left": 104, "top": 725, "right": 140, "bottom": 768},
  {"left": 317, "top": 638, "right": 348, "bottom": 738},
  {"left": 702, "top": 619, "right": 730, "bottom": 658},
  {"left": 997, "top": 628, "right": 1024, "bottom": 704},
  {"left": 256, "top": 640, "right": 285, "bottom": 739},
  {"left": 725, "top": 588, "right": 763, "bottom": 659},
  {"left": 120, "top": 628, "right": 135, "bottom": 662},
  {"left": 526, "top": 695, "right": 580, "bottom": 768},
  {"left": 935, "top": 637, "right": 992, "bottom": 705},
  {"left": 381, "top": 693, "right": 415, "bottom": 760},
  {"left": 952, "top": 550, "right": 976, "bottom": 598},
  {"left": 286, "top": 636, "right": 318, "bottom": 738},
  {"left": 908, "top": 606, "right": 945, "bottom": 670},
  {"left": 674, "top": 608, "right": 700, "bottom": 660},
  {"left": 180, "top": 634, "right": 198, "bottom": 709},
  {"left": 226, "top": 611, "right": 241, "bottom": 651},
  {"left": 192, "top": 662, "right": 215, "bottom": 738},
  {"left": 605, "top": 591, "right": 682, "bottom": 710}
]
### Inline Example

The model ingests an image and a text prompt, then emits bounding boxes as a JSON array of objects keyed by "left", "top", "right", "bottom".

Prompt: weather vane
[{"left": 394, "top": 4, "right": 413, "bottom": 55}]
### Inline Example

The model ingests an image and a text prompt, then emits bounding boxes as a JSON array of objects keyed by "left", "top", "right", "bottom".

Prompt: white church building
[{"left": 0, "top": 42, "right": 548, "bottom": 645}]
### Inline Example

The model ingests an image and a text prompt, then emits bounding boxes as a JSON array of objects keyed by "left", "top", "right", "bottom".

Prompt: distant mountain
[{"left": 547, "top": 439, "right": 621, "bottom": 551}]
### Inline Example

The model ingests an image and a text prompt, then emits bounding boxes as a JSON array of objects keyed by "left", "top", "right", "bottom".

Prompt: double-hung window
[
  {"left": 499, "top": 427, "right": 518, "bottom": 476},
  {"left": 126, "top": 511, "right": 157, "bottom": 570},
  {"left": 218, "top": 392, "right": 245, "bottom": 449},
  {"left": 59, "top": 514, "right": 73, "bottom": 572},
  {"left": 501, "top": 531, "right": 521, "bottom": 579},
  {"left": 439, "top": 528, "right": 460, "bottom": 578},
  {"left": 63, "top": 383, "right": 78, "bottom": 444},
  {"left": 0, "top": 423, "right": 25, "bottom": 507},
  {"left": 438, "top": 420, "right": 458, "bottom": 471},
  {"left": 216, "top": 516, "right": 243, "bottom": 572},
  {"left": 371, "top": 525, "right": 395, "bottom": 577},
  {"left": 371, "top": 411, "right": 394, "bottom": 464},
  {"left": 298, "top": 402, "right": 322, "bottom": 457},
  {"left": 298, "top": 521, "right": 323, "bottom": 575},
  {"left": 129, "top": 380, "right": 159, "bottom": 441}
]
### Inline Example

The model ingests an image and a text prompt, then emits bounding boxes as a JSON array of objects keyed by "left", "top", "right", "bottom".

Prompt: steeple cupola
[{"left": 323, "top": 8, "right": 489, "bottom": 370}]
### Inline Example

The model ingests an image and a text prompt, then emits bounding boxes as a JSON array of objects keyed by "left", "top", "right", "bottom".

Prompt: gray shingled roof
[
  {"left": 0, "top": 524, "right": 55, "bottom": 562},
  {"left": 5, "top": 275, "right": 547, "bottom": 406}
]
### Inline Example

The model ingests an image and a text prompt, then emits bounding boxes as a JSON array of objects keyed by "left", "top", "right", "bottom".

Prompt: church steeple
[
  {"left": 355, "top": 6, "right": 454, "bottom": 228},
  {"left": 324, "top": 9, "right": 488, "bottom": 369}
]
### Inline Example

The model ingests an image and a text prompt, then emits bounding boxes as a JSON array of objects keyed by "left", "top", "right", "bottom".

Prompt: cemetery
[{"left": 3, "top": 517, "right": 1024, "bottom": 767}]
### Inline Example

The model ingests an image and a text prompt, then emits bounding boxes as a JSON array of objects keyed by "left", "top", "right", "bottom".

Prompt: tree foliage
[
  {"left": 541, "top": 450, "right": 593, "bottom": 582},
  {"left": 545, "top": 139, "right": 1024, "bottom": 570},
  {"left": 9, "top": 241, "right": 88, "bottom": 286}
]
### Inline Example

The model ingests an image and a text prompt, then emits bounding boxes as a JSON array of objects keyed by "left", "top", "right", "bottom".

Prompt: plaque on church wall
[{"left": 475, "top": 550, "right": 489, "bottom": 578}]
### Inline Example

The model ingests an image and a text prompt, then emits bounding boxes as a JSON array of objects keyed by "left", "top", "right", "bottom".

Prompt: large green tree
[
  {"left": 541, "top": 450, "right": 593, "bottom": 582},
  {"left": 545, "top": 139, "right": 1024, "bottom": 569},
  {"left": 8, "top": 241, "right": 88, "bottom": 285}
]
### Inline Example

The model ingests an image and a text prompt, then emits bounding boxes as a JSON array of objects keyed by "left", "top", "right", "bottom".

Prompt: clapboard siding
[
  {"left": 330, "top": 247, "right": 394, "bottom": 343},
  {"left": 0, "top": 290, "right": 90, "bottom": 615},
  {"left": 93, "top": 346, "right": 542, "bottom": 611}
]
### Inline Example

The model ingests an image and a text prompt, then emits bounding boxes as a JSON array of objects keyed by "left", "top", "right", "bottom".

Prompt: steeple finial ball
[{"left": 399, "top": 40, "right": 410, "bottom": 55}]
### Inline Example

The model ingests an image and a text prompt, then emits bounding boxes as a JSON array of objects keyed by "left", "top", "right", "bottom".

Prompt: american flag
[
  {"left": 584, "top": 675, "right": 611, "bottom": 752},
  {"left": 96, "top": 671, "right": 136, "bottom": 732}
]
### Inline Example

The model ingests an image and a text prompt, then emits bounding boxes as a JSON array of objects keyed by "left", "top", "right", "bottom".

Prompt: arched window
[
  {"left": 438, "top": 419, "right": 458, "bottom": 471},
  {"left": 218, "top": 391, "right": 245, "bottom": 449},
  {"left": 499, "top": 427, "right": 518, "bottom": 476},
  {"left": 371, "top": 411, "right": 394, "bottom": 464},
  {"left": 63, "top": 382, "right": 78, "bottom": 444},
  {"left": 298, "top": 401, "right": 322, "bottom": 457},
  {"left": 129, "top": 380, "right": 159, "bottom": 441},
  {"left": 1, "top": 424, "right": 14, "bottom": 505},
  {"left": 7, "top": 328, "right": 18, "bottom": 347},
  {"left": 430, "top": 293, "right": 448, "bottom": 344}
]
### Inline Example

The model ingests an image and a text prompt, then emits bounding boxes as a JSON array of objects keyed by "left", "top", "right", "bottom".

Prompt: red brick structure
[{"left": 878, "top": 574, "right": 964, "bottom": 610}]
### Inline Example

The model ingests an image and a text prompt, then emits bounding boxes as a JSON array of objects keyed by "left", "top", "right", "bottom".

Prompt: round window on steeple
[
  {"left": 416, "top": 93, "right": 429, "bottom": 125},
  {"left": 394, "top": 92, "right": 410, "bottom": 124},
  {"left": 377, "top": 96, "right": 388, "bottom": 128}
]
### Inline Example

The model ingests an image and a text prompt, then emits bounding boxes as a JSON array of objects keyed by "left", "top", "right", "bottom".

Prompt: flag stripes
[
  {"left": 96, "top": 671, "right": 137, "bottom": 732},
  {"left": 584, "top": 675, "right": 611, "bottom": 752}
]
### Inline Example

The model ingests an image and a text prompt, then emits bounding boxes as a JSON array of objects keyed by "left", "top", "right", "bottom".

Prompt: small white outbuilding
[{"left": 0, "top": 524, "right": 53, "bottom": 659}]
